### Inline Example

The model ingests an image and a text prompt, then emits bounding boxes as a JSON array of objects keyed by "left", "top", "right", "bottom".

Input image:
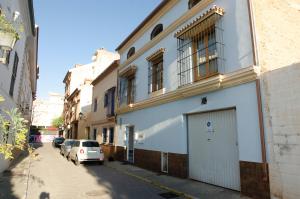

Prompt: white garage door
[{"left": 188, "top": 109, "right": 240, "bottom": 191}]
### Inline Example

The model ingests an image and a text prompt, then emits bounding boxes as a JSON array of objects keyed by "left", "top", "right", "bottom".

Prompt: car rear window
[{"left": 82, "top": 141, "right": 99, "bottom": 147}]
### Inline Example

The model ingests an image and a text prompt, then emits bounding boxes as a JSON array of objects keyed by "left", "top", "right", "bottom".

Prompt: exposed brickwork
[
  {"left": 115, "top": 146, "right": 126, "bottom": 162},
  {"left": 240, "top": 161, "right": 270, "bottom": 199},
  {"left": 134, "top": 148, "right": 161, "bottom": 173},
  {"left": 168, "top": 153, "right": 188, "bottom": 178},
  {"left": 101, "top": 144, "right": 115, "bottom": 160}
]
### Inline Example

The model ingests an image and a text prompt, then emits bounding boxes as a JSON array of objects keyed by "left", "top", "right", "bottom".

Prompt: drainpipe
[{"left": 248, "top": 0, "right": 268, "bottom": 181}]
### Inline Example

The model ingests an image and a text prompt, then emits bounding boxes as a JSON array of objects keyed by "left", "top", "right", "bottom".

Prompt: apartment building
[
  {"left": 115, "top": 0, "right": 269, "bottom": 198},
  {"left": 63, "top": 49, "right": 119, "bottom": 139},
  {"left": 0, "top": 0, "right": 38, "bottom": 172},
  {"left": 90, "top": 60, "right": 124, "bottom": 161}
]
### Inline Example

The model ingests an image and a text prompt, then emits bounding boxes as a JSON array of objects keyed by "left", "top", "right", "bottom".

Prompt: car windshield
[{"left": 82, "top": 141, "right": 99, "bottom": 147}]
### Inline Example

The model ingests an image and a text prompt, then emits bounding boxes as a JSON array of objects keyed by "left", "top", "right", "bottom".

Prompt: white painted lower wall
[{"left": 117, "top": 81, "right": 262, "bottom": 162}]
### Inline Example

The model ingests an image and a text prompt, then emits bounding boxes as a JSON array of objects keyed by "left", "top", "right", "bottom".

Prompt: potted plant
[{"left": 0, "top": 13, "right": 19, "bottom": 50}]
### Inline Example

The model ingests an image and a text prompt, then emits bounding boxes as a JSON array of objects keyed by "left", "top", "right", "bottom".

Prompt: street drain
[{"left": 159, "top": 192, "right": 180, "bottom": 198}]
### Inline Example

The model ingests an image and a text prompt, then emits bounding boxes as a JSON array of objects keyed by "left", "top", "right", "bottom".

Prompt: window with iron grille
[
  {"left": 148, "top": 55, "right": 163, "bottom": 93},
  {"left": 118, "top": 74, "right": 135, "bottom": 106},
  {"left": 176, "top": 10, "right": 224, "bottom": 87},
  {"left": 9, "top": 52, "right": 19, "bottom": 96}
]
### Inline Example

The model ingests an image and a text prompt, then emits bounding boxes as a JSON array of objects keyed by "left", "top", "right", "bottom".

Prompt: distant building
[
  {"left": 0, "top": 0, "right": 38, "bottom": 172},
  {"left": 31, "top": 92, "right": 64, "bottom": 127},
  {"left": 63, "top": 48, "right": 119, "bottom": 139}
]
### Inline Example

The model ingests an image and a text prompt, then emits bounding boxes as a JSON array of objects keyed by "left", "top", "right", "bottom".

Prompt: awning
[{"left": 175, "top": 6, "right": 225, "bottom": 39}]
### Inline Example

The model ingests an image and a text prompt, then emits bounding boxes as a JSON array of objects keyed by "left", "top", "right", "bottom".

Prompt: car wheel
[
  {"left": 75, "top": 156, "right": 80, "bottom": 166},
  {"left": 99, "top": 161, "right": 104, "bottom": 165},
  {"left": 67, "top": 154, "right": 71, "bottom": 161}
]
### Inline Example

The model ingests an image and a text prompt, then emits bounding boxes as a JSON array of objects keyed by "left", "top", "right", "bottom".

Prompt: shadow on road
[{"left": 0, "top": 142, "right": 44, "bottom": 199}]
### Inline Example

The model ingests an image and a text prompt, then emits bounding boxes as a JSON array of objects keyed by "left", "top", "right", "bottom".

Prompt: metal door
[{"left": 188, "top": 109, "right": 240, "bottom": 190}]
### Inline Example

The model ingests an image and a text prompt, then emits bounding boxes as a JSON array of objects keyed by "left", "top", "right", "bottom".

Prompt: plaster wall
[
  {"left": 118, "top": 82, "right": 262, "bottom": 163},
  {"left": 251, "top": 1, "right": 300, "bottom": 198}
]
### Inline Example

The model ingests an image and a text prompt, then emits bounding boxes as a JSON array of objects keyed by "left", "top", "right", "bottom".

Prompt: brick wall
[
  {"left": 240, "top": 161, "right": 270, "bottom": 199},
  {"left": 168, "top": 153, "right": 188, "bottom": 178},
  {"left": 134, "top": 148, "right": 161, "bottom": 173}
]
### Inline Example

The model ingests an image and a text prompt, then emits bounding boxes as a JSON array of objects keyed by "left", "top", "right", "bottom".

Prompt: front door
[{"left": 126, "top": 126, "right": 134, "bottom": 163}]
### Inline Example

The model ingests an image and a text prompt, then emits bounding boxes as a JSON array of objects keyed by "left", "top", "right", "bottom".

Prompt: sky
[{"left": 33, "top": 0, "right": 162, "bottom": 99}]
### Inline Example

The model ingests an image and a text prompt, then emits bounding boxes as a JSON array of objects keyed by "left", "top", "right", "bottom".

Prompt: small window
[
  {"left": 109, "top": 127, "right": 114, "bottom": 144},
  {"left": 102, "top": 128, "right": 107, "bottom": 143},
  {"left": 188, "top": 0, "right": 202, "bottom": 9},
  {"left": 150, "top": 24, "right": 163, "bottom": 40},
  {"left": 148, "top": 55, "right": 163, "bottom": 93},
  {"left": 93, "top": 128, "right": 97, "bottom": 140},
  {"left": 127, "top": 47, "right": 135, "bottom": 59},
  {"left": 93, "top": 98, "right": 97, "bottom": 112}
]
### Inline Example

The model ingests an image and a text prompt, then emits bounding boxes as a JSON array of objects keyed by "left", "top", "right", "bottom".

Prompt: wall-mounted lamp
[
  {"left": 79, "top": 112, "right": 84, "bottom": 120},
  {"left": 201, "top": 97, "right": 207, "bottom": 105}
]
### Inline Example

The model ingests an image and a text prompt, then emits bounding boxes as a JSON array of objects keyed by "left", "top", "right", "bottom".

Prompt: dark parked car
[{"left": 52, "top": 137, "right": 65, "bottom": 148}]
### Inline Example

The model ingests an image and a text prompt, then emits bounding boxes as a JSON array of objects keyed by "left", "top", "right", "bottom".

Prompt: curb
[{"left": 105, "top": 163, "right": 195, "bottom": 199}]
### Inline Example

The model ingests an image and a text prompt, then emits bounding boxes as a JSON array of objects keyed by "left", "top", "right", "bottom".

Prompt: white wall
[{"left": 118, "top": 82, "right": 262, "bottom": 162}]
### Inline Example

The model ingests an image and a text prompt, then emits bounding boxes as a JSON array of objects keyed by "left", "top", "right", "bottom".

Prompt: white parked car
[{"left": 68, "top": 140, "right": 104, "bottom": 165}]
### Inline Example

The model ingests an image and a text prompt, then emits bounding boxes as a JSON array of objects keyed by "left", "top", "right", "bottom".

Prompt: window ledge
[{"left": 149, "top": 88, "right": 166, "bottom": 98}]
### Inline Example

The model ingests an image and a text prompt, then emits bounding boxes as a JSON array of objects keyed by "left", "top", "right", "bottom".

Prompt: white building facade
[
  {"left": 0, "top": 0, "right": 38, "bottom": 172},
  {"left": 116, "top": 0, "right": 268, "bottom": 198}
]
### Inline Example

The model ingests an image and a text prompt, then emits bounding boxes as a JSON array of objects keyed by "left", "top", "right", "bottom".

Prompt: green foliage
[
  {"left": 0, "top": 12, "right": 20, "bottom": 40},
  {"left": 0, "top": 96, "right": 28, "bottom": 159},
  {"left": 52, "top": 116, "right": 64, "bottom": 128},
  {"left": 0, "top": 95, "right": 4, "bottom": 102}
]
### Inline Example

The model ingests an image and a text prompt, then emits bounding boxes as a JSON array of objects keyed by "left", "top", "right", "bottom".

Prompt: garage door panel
[{"left": 188, "top": 109, "right": 240, "bottom": 191}]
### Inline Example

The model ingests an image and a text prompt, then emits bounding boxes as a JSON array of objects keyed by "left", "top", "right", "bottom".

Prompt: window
[
  {"left": 188, "top": 0, "right": 202, "bottom": 9},
  {"left": 127, "top": 47, "right": 135, "bottom": 59},
  {"left": 9, "top": 52, "right": 18, "bottom": 96},
  {"left": 102, "top": 128, "right": 107, "bottom": 143},
  {"left": 82, "top": 141, "right": 99, "bottom": 147},
  {"left": 93, "top": 128, "right": 97, "bottom": 140},
  {"left": 93, "top": 98, "right": 97, "bottom": 112},
  {"left": 0, "top": 48, "right": 10, "bottom": 65},
  {"left": 118, "top": 68, "right": 136, "bottom": 106},
  {"left": 105, "top": 87, "right": 115, "bottom": 117},
  {"left": 176, "top": 7, "right": 224, "bottom": 86},
  {"left": 150, "top": 24, "right": 163, "bottom": 40},
  {"left": 109, "top": 127, "right": 114, "bottom": 144},
  {"left": 148, "top": 54, "right": 163, "bottom": 93}
]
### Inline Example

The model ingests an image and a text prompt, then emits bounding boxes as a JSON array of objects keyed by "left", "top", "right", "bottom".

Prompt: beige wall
[
  {"left": 252, "top": 1, "right": 300, "bottom": 198},
  {"left": 90, "top": 67, "right": 118, "bottom": 144}
]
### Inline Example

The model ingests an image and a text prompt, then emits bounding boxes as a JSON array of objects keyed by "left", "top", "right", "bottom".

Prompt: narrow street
[{"left": 0, "top": 144, "right": 172, "bottom": 199}]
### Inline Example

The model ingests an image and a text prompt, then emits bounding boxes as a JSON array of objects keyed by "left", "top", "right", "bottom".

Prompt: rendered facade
[{"left": 0, "top": 0, "right": 38, "bottom": 172}]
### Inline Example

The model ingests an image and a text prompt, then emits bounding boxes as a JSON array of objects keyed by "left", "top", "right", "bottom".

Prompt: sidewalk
[{"left": 105, "top": 161, "right": 251, "bottom": 199}]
